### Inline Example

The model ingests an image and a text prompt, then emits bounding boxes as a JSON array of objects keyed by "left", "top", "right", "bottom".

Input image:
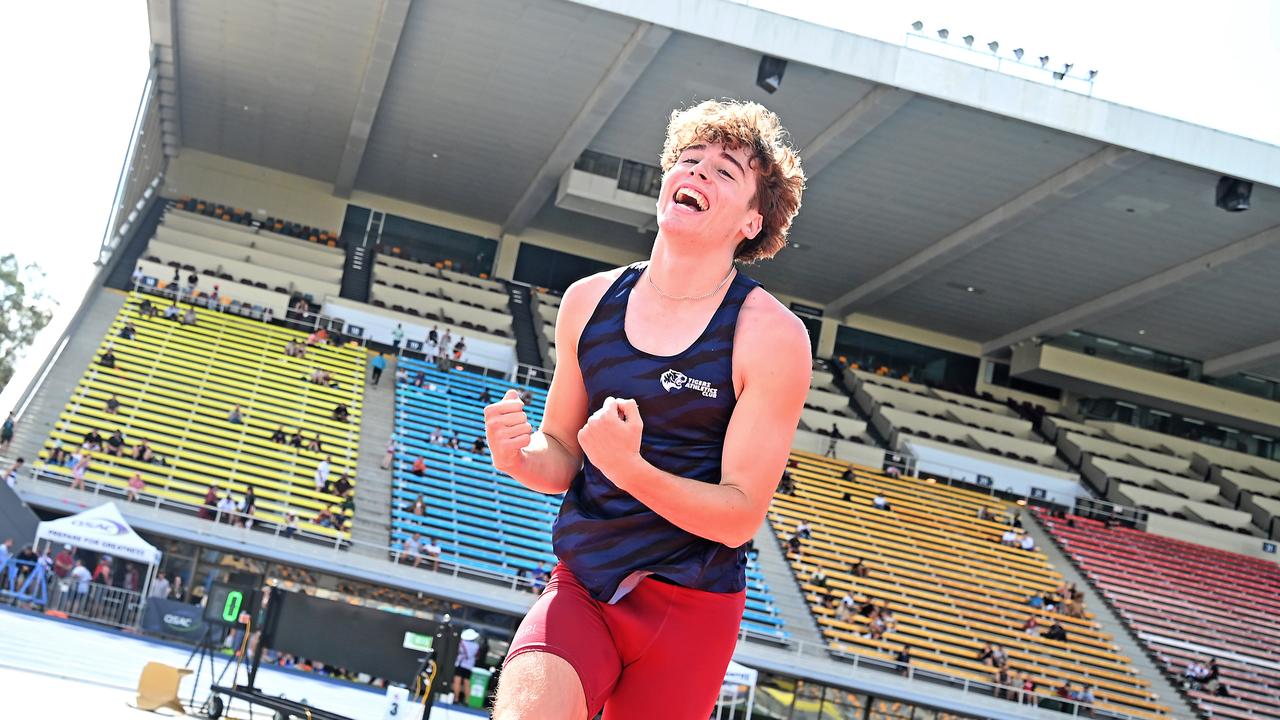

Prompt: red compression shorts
[{"left": 504, "top": 562, "right": 746, "bottom": 719}]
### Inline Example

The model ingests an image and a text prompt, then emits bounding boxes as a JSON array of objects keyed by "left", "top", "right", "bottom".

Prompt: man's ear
[{"left": 741, "top": 209, "right": 763, "bottom": 241}]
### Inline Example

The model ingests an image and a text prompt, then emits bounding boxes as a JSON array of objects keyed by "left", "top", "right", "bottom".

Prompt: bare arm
[
  {"left": 484, "top": 273, "right": 613, "bottom": 494},
  {"left": 578, "top": 296, "right": 811, "bottom": 546}
]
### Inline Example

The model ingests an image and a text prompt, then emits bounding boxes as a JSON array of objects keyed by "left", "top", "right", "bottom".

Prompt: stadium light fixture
[
  {"left": 1062, "top": 63, "right": 1074, "bottom": 75},
  {"left": 1052, "top": 71, "right": 1066, "bottom": 81},
  {"left": 937, "top": 28, "right": 949, "bottom": 40},
  {"left": 963, "top": 35, "right": 975, "bottom": 47},
  {"left": 987, "top": 41, "right": 999, "bottom": 53},
  {"left": 911, "top": 20, "right": 923, "bottom": 31},
  {"left": 1013, "top": 48, "right": 1024, "bottom": 60},
  {"left": 1088, "top": 69, "right": 1099, "bottom": 80},
  {"left": 756, "top": 55, "right": 787, "bottom": 94},
  {"left": 1039, "top": 55, "right": 1050, "bottom": 68}
]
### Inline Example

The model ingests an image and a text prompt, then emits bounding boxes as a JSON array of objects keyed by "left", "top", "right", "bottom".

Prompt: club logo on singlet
[{"left": 660, "top": 369, "right": 718, "bottom": 398}]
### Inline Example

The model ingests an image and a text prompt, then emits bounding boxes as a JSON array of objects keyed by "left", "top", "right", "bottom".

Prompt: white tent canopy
[
  {"left": 35, "top": 502, "right": 161, "bottom": 566},
  {"left": 714, "top": 660, "right": 758, "bottom": 719}
]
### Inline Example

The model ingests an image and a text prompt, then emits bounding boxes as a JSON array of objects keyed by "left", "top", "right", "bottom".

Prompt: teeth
[{"left": 675, "top": 187, "right": 708, "bottom": 211}]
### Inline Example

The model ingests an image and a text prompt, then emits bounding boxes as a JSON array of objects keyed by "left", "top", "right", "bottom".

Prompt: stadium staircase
[
  {"left": 505, "top": 283, "right": 544, "bottom": 368},
  {"left": 338, "top": 221, "right": 377, "bottom": 303},
  {"left": 348, "top": 353, "right": 399, "bottom": 558},
  {"left": 1024, "top": 510, "right": 1197, "bottom": 719},
  {"left": 749, "top": 513, "right": 827, "bottom": 649}
]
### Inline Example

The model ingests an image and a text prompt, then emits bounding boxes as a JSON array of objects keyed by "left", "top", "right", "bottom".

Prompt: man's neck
[{"left": 645, "top": 232, "right": 736, "bottom": 299}]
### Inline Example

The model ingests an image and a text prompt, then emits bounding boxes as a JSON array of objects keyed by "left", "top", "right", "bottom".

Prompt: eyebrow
[{"left": 685, "top": 144, "right": 746, "bottom": 178}]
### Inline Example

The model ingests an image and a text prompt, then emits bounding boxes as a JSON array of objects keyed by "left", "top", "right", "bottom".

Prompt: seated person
[
  {"left": 330, "top": 473, "right": 352, "bottom": 497},
  {"left": 872, "top": 492, "right": 891, "bottom": 511},
  {"left": 305, "top": 328, "right": 328, "bottom": 346},
  {"left": 314, "top": 506, "right": 337, "bottom": 529},
  {"left": 227, "top": 405, "right": 243, "bottom": 424},
  {"left": 104, "top": 430, "right": 127, "bottom": 456},
  {"left": 163, "top": 305, "right": 180, "bottom": 320},
  {"left": 410, "top": 456, "right": 427, "bottom": 476},
  {"left": 105, "top": 394, "right": 121, "bottom": 414},
  {"left": 270, "top": 425, "right": 287, "bottom": 443},
  {"left": 307, "top": 434, "right": 323, "bottom": 452},
  {"left": 181, "top": 307, "right": 197, "bottom": 325},
  {"left": 98, "top": 348, "right": 116, "bottom": 368},
  {"left": 118, "top": 322, "right": 136, "bottom": 340},
  {"left": 332, "top": 403, "right": 350, "bottom": 423},
  {"left": 48, "top": 442, "right": 70, "bottom": 466},
  {"left": 1044, "top": 621, "right": 1068, "bottom": 642},
  {"left": 138, "top": 299, "right": 157, "bottom": 317},
  {"left": 471, "top": 436, "right": 486, "bottom": 454},
  {"left": 82, "top": 429, "right": 104, "bottom": 451},
  {"left": 289, "top": 429, "right": 304, "bottom": 448}
]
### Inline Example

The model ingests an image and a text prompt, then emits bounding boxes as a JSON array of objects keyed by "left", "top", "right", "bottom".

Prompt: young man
[{"left": 484, "top": 100, "right": 809, "bottom": 719}]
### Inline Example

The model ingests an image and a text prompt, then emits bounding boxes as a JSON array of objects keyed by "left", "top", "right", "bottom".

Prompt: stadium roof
[{"left": 149, "top": 0, "right": 1280, "bottom": 380}]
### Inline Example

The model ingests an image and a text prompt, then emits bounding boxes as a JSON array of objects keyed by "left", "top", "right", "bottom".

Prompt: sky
[{"left": 0, "top": 0, "right": 1277, "bottom": 409}]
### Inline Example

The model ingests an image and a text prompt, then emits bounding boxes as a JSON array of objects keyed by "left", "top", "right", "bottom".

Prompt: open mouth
[{"left": 673, "top": 186, "right": 709, "bottom": 212}]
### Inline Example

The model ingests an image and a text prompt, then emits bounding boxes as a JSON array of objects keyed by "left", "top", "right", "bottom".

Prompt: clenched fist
[
  {"left": 578, "top": 396, "right": 644, "bottom": 483},
  {"left": 485, "top": 389, "right": 532, "bottom": 474}
]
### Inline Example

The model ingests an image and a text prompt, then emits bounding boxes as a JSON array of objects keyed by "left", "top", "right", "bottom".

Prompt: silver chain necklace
[{"left": 645, "top": 264, "right": 736, "bottom": 301}]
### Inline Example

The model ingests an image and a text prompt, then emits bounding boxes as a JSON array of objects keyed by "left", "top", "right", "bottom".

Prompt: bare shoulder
[
  {"left": 736, "top": 287, "right": 812, "bottom": 381},
  {"left": 554, "top": 266, "right": 630, "bottom": 346}
]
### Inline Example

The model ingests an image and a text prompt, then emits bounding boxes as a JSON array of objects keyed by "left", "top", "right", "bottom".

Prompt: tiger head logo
[{"left": 660, "top": 369, "right": 687, "bottom": 392}]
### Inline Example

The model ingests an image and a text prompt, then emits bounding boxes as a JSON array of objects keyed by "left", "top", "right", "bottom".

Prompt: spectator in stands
[
  {"left": 452, "top": 337, "right": 467, "bottom": 360},
  {"left": 1206, "top": 658, "right": 1220, "bottom": 684},
  {"left": 118, "top": 321, "right": 137, "bottom": 340},
  {"left": 228, "top": 405, "right": 243, "bottom": 424},
  {"left": 314, "top": 506, "right": 337, "bottom": 529},
  {"left": 1078, "top": 685, "right": 1095, "bottom": 715},
  {"left": 82, "top": 429, "right": 104, "bottom": 450},
  {"left": 828, "top": 422, "right": 843, "bottom": 440},
  {"left": 1028, "top": 593, "right": 1044, "bottom": 610},
  {"left": 426, "top": 326, "right": 439, "bottom": 352},
  {"left": 289, "top": 429, "right": 304, "bottom": 448},
  {"left": 169, "top": 574, "right": 185, "bottom": 602},
  {"left": 777, "top": 471, "right": 795, "bottom": 495},
  {"left": 1001, "top": 528, "right": 1018, "bottom": 546},
  {"left": 240, "top": 486, "right": 257, "bottom": 528},
  {"left": 871, "top": 492, "right": 891, "bottom": 511},
  {"left": 977, "top": 642, "right": 994, "bottom": 665},
  {"left": 471, "top": 436, "right": 487, "bottom": 455},
  {"left": 138, "top": 299, "right": 158, "bottom": 318},
  {"left": 283, "top": 512, "right": 298, "bottom": 538},
  {"left": 990, "top": 644, "right": 1008, "bottom": 667},
  {"left": 314, "top": 457, "right": 332, "bottom": 492},
  {"left": 48, "top": 441, "right": 70, "bottom": 467},
  {"left": 866, "top": 609, "right": 887, "bottom": 640},
  {"left": 408, "top": 455, "right": 427, "bottom": 477},
  {"left": 794, "top": 520, "right": 812, "bottom": 540},
  {"left": 1022, "top": 615, "right": 1040, "bottom": 636},
  {"left": 306, "top": 328, "right": 329, "bottom": 346},
  {"left": 995, "top": 665, "right": 1014, "bottom": 700},
  {"left": 403, "top": 534, "right": 422, "bottom": 567},
  {"left": 70, "top": 452, "right": 90, "bottom": 491},
  {"left": 786, "top": 530, "right": 803, "bottom": 557},
  {"left": 850, "top": 557, "right": 869, "bottom": 579},
  {"left": 163, "top": 304, "right": 180, "bottom": 320},
  {"left": 1019, "top": 674, "right": 1037, "bottom": 706},
  {"left": 531, "top": 561, "right": 549, "bottom": 594},
  {"left": 479, "top": 387, "right": 492, "bottom": 404},
  {"left": 454, "top": 628, "right": 482, "bottom": 702},
  {"left": 332, "top": 403, "right": 350, "bottom": 423},
  {"left": 53, "top": 545, "right": 74, "bottom": 579},
  {"left": 447, "top": 433, "right": 461, "bottom": 450},
  {"left": 105, "top": 429, "right": 127, "bottom": 457},
  {"left": 70, "top": 559, "right": 92, "bottom": 602},
  {"left": 99, "top": 347, "right": 117, "bottom": 369},
  {"left": 976, "top": 506, "right": 992, "bottom": 522},
  {"left": 4, "top": 458, "right": 23, "bottom": 489},
  {"left": 1044, "top": 621, "right": 1068, "bottom": 643},
  {"left": 217, "top": 493, "right": 237, "bottom": 523},
  {"left": 809, "top": 566, "right": 827, "bottom": 589},
  {"left": 835, "top": 591, "right": 856, "bottom": 622},
  {"left": 185, "top": 272, "right": 198, "bottom": 299},
  {"left": 381, "top": 436, "right": 398, "bottom": 470},
  {"left": 131, "top": 266, "right": 144, "bottom": 286},
  {"left": 1019, "top": 533, "right": 1035, "bottom": 551},
  {"left": 0, "top": 411, "right": 13, "bottom": 453},
  {"left": 126, "top": 472, "right": 145, "bottom": 502},
  {"left": 424, "top": 537, "right": 441, "bottom": 571},
  {"left": 307, "top": 434, "right": 323, "bottom": 453},
  {"left": 104, "top": 394, "right": 122, "bottom": 415},
  {"left": 330, "top": 473, "right": 352, "bottom": 498},
  {"left": 181, "top": 307, "right": 198, "bottom": 325},
  {"left": 429, "top": 428, "right": 443, "bottom": 445},
  {"left": 411, "top": 495, "right": 426, "bottom": 516},
  {"left": 893, "top": 646, "right": 911, "bottom": 676},
  {"left": 0, "top": 538, "right": 9, "bottom": 567},
  {"left": 270, "top": 425, "right": 287, "bottom": 443},
  {"left": 370, "top": 353, "right": 387, "bottom": 386}
]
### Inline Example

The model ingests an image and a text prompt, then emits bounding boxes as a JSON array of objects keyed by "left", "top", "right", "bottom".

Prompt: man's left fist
[{"left": 578, "top": 396, "right": 644, "bottom": 483}]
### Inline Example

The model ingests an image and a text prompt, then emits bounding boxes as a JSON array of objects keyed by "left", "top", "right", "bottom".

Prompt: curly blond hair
[{"left": 660, "top": 99, "right": 805, "bottom": 263}]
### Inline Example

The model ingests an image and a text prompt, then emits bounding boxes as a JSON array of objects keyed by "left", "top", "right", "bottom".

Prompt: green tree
[{"left": 0, "top": 254, "right": 54, "bottom": 392}]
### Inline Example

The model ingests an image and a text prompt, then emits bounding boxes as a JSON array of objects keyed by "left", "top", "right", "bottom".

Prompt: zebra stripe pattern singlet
[{"left": 552, "top": 262, "right": 759, "bottom": 603}]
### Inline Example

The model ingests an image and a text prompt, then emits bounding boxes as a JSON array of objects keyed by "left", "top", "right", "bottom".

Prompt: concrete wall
[{"left": 1144, "top": 513, "right": 1279, "bottom": 564}]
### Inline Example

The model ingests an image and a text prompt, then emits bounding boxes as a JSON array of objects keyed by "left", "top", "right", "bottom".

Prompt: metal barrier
[{"left": 45, "top": 579, "right": 146, "bottom": 630}]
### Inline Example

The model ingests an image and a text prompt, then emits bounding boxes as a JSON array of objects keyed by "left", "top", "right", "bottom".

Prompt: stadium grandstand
[{"left": 2, "top": 0, "right": 1279, "bottom": 718}]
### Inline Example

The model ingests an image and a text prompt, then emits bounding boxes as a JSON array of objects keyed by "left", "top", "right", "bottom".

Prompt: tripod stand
[{"left": 185, "top": 623, "right": 247, "bottom": 716}]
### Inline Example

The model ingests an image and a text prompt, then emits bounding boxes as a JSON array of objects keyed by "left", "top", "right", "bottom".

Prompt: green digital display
[{"left": 221, "top": 590, "right": 243, "bottom": 623}]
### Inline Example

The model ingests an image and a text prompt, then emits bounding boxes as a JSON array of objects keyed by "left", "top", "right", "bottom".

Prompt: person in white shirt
[
  {"left": 0, "top": 538, "right": 12, "bottom": 567},
  {"left": 381, "top": 436, "right": 398, "bottom": 470},
  {"left": 149, "top": 571, "right": 171, "bottom": 599},
  {"left": 423, "top": 536, "right": 442, "bottom": 571},
  {"left": 1020, "top": 534, "right": 1035, "bottom": 551},
  {"left": 1001, "top": 529, "right": 1018, "bottom": 546},
  {"left": 131, "top": 266, "right": 144, "bottom": 286},
  {"left": 314, "top": 457, "right": 332, "bottom": 492},
  {"left": 216, "top": 494, "right": 237, "bottom": 523},
  {"left": 392, "top": 323, "right": 405, "bottom": 350},
  {"left": 71, "top": 560, "right": 93, "bottom": 600},
  {"left": 453, "top": 628, "right": 482, "bottom": 703},
  {"left": 403, "top": 534, "right": 422, "bottom": 567},
  {"left": 872, "top": 493, "right": 890, "bottom": 510}
]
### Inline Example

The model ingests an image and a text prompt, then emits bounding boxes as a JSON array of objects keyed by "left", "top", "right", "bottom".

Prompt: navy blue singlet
[{"left": 552, "top": 262, "right": 759, "bottom": 603}]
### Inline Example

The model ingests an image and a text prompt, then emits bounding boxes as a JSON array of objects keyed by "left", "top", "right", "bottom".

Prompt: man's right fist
[{"left": 484, "top": 388, "right": 532, "bottom": 473}]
